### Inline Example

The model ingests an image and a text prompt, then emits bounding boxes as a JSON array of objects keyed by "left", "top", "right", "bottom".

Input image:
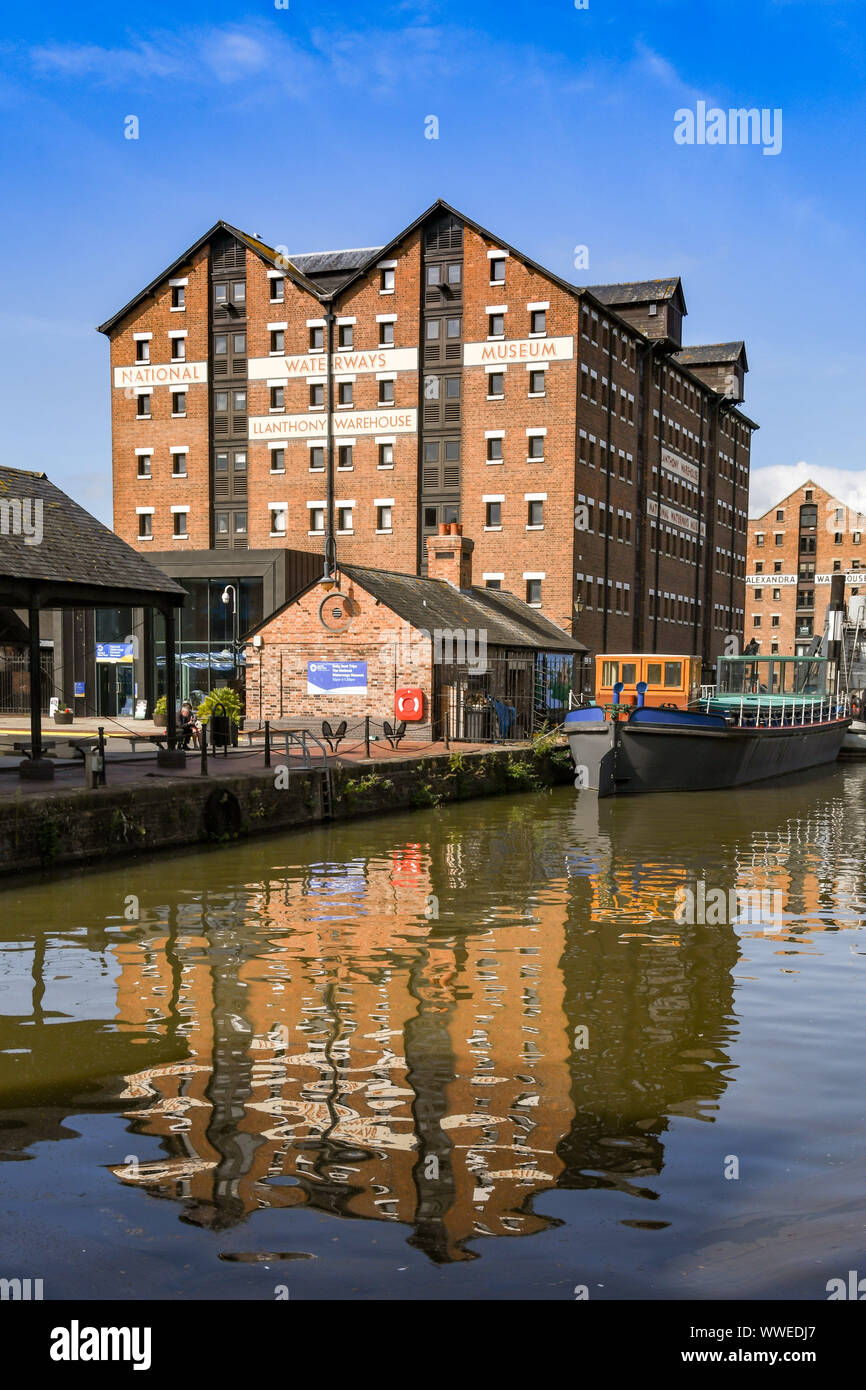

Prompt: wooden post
[
  {"left": 365, "top": 714, "right": 370, "bottom": 758},
  {"left": 19, "top": 602, "right": 53, "bottom": 780}
]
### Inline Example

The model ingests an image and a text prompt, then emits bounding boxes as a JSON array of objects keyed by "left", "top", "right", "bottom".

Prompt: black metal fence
[
  {"left": 0, "top": 646, "right": 54, "bottom": 714},
  {"left": 434, "top": 649, "right": 574, "bottom": 741}
]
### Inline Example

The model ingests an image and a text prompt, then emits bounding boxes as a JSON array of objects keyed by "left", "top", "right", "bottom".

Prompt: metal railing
[{"left": 703, "top": 692, "right": 850, "bottom": 728}]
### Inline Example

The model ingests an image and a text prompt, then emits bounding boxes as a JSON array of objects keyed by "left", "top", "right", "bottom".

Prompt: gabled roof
[
  {"left": 588, "top": 276, "right": 687, "bottom": 315},
  {"left": 673, "top": 341, "right": 749, "bottom": 372},
  {"left": 246, "top": 559, "right": 583, "bottom": 652},
  {"left": 287, "top": 247, "right": 385, "bottom": 294},
  {"left": 96, "top": 220, "right": 325, "bottom": 335},
  {"left": 0, "top": 466, "right": 186, "bottom": 609}
]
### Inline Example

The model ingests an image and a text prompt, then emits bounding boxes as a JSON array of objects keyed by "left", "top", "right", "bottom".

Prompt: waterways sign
[{"left": 307, "top": 661, "right": 367, "bottom": 695}]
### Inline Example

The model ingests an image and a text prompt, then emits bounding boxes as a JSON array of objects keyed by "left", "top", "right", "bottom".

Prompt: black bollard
[{"left": 264, "top": 719, "right": 271, "bottom": 768}]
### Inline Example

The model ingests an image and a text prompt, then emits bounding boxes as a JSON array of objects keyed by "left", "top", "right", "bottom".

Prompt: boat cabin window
[
  {"left": 646, "top": 662, "right": 662, "bottom": 685},
  {"left": 621, "top": 662, "right": 637, "bottom": 684},
  {"left": 664, "top": 661, "right": 682, "bottom": 688},
  {"left": 602, "top": 661, "right": 618, "bottom": 685},
  {"left": 717, "top": 656, "right": 830, "bottom": 699}
]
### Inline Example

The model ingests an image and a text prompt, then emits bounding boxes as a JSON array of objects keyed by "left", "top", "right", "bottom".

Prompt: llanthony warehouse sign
[{"left": 249, "top": 409, "right": 418, "bottom": 439}]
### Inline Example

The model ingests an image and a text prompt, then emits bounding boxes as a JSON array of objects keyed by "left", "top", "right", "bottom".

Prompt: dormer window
[{"left": 648, "top": 302, "right": 658, "bottom": 316}]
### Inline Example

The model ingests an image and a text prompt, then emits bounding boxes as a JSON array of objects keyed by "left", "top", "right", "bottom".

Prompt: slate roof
[
  {"left": 0, "top": 466, "right": 186, "bottom": 607},
  {"left": 673, "top": 341, "right": 748, "bottom": 370},
  {"left": 287, "top": 247, "right": 384, "bottom": 293},
  {"left": 339, "top": 563, "right": 583, "bottom": 652},
  {"left": 587, "top": 276, "right": 684, "bottom": 306}
]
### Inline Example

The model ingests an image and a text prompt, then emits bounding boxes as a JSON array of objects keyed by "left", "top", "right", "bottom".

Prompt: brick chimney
[{"left": 426, "top": 523, "right": 474, "bottom": 589}]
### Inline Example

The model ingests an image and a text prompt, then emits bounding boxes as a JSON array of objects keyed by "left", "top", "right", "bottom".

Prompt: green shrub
[{"left": 196, "top": 687, "right": 243, "bottom": 726}]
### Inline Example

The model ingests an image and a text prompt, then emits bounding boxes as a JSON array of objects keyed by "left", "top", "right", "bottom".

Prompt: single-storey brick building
[{"left": 244, "top": 527, "right": 583, "bottom": 741}]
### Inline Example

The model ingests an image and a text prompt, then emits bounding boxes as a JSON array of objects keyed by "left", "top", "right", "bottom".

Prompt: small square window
[
  {"left": 270, "top": 386, "right": 285, "bottom": 411},
  {"left": 485, "top": 578, "right": 501, "bottom": 590},
  {"left": 270, "top": 508, "right": 287, "bottom": 534},
  {"left": 377, "top": 504, "right": 392, "bottom": 530},
  {"left": 172, "top": 391, "right": 186, "bottom": 415},
  {"left": 310, "top": 325, "right": 324, "bottom": 350},
  {"left": 215, "top": 391, "right": 228, "bottom": 412},
  {"left": 214, "top": 284, "right": 228, "bottom": 305},
  {"left": 214, "top": 452, "right": 228, "bottom": 473},
  {"left": 234, "top": 510, "right": 247, "bottom": 534},
  {"left": 528, "top": 435, "right": 545, "bottom": 460},
  {"left": 309, "top": 447, "right": 325, "bottom": 471},
  {"left": 171, "top": 285, "right": 185, "bottom": 309},
  {"left": 233, "top": 390, "right": 246, "bottom": 412},
  {"left": 527, "top": 500, "right": 544, "bottom": 527},
  {"left": 487, "top": 437, "right": 503, "bottom": 462},
  {"left": 138, "top": 513, "right": 152, "bottom": 538},
  {"left": 339, "top": 323, "right": 354, "bottom": 348},
  {"left": 426, "top": 265, "right": 440, "bottom": 286},
  {"left": 136, "top": 395, "right": 151, "bottom": 418},
  {"left": 446, "top": 317, "right": 461, "bottom": 338},
  {"left": 232, "top": 282, "right": 246, "bottom": 304},
  {"left": 233, "top": 452, "right": 246, "bottom": 472},
  {"left": 490, "top": 258, "right": 506, "bottom": 283},
  {"left": 215, "top": 512, "right": 229, "bottom": 535},
  {"left": 530, "top": 310, "right": 547, "bottom": 334},
  {"left": 378, "top": 379, "right": 395, "bottom": 405},
  {"left": 309, "top": 507, "right": 324, "bottom": 533},
  {"left": 270, "top": 448, "right": 285, "bottom": 472},
  {"left": 378, "top": 443, "right": 394, "bottom": 468},
  {"left": 173, "top": 512, "right": 188, "bottom": 537},
  {"left": 338, "top": 444, "right": 353, "bottom": 469},
  {"left": 380, "top": 267, "right": 395, "bottom": 292},
  {"left": 171, "top": 338, "right": 186, "bottom": 361},
  {"left": 137, "top": 455, "right": 151, "bottom": 478},
  {"left": 529, "top": 370, "right": 546, "bottom": 395},
  {"left": 310, "top": 383, "right": 325, "bottom": 408},
  {"left": 486, "top": 501, "right": 501, "bottom": 528},
  {"left": 379, "top": 321, "right": 395, "bottom": 347},
  {"left": 172, "top": 454, "right": 187, "bottom": 477},
  {"left": 270, "top": 278, "right": 284, "bottom": 303},
  {"left": 214, "top": 334, "right": 227, "bottom": 355},
  {"left": 233, "top": 333, "right": 246, "bottom": 354},
  {"left": 526, "top": 578, "right": 542, "bottom": 606},
  {"left": 135, "top": 339, "right": 150, "bottom": 363},
  {"left": 488, "top": 373, "right": 504, "bottom": 398},
  {"left": 338, "top": 381, "right": 353, "bottom": 406},
  {"left": 337, "top": 506, "right": 353, "bottom": 531},
  {"left": 447, "top": 263, "right": 461, "bottom": 285},
  {"left": 489, "top": 313, "right": 505, "bottom": 337},
  {"left": 270, "top": 330, "right": 284, "bottom": 353}
]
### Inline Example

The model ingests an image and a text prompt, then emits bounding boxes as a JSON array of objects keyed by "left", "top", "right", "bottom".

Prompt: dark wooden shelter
[{"left": 0, "top": 466, "right": 185, "bottom": 778}]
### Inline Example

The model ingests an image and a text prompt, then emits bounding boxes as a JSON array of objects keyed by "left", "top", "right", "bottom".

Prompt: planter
[
  {"left": 53, "top": 711, "right": 74, "bottom": 725},
  {"left": 153, "top": 716, "right": 167, "bottom": 729}
]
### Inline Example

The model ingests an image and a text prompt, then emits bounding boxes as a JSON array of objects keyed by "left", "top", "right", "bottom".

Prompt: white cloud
[{"left": 749, "top": 462, "right": 866, "bottom": 518}]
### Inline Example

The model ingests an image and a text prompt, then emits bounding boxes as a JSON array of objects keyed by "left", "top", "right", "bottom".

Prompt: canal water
[{"left": 2, "top": 765, "right": 865, "bottom": 1301}]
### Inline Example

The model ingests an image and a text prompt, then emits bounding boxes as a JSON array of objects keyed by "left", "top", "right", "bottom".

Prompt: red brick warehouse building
[
  {"left": 98, "top": 199, "right": 757, "bottom": 705},
  {"left": 746, "top": 479, "right": 866, "bottom": 656}
]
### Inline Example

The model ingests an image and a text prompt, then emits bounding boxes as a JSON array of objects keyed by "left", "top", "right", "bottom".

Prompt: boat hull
[
  {"left": 840, "top": 719, "right": 866, "bottom": 758},
  {"left": 566, "top": 709, "right": 849, "bottom": 798}
]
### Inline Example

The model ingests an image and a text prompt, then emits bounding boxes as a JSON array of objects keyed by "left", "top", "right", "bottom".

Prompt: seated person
[{"left": 178, "top": 701, "right": 200, "bottom": 748}]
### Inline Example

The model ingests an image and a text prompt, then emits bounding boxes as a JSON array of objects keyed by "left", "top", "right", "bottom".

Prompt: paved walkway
[{"left": 0, "top": 732, "right": 495, "bottom": 801}]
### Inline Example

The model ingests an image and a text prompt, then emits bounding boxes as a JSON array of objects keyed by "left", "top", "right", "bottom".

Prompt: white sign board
[
  {"left": 248, "top": 347, "right": 418, "bottom": 381},
  {"left": 113, "top": 362, "right": 207, "bottom": 388},
  {"left": 249, "top": 408, "right": 417, "bottom": 440},
  {"left": 463, "top": 335, "right": 574, "bottom": 367}
]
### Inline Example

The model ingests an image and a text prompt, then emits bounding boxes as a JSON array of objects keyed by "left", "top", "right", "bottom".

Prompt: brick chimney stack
[{"left": 425, "top": 523, "right": 474, "bottom": 589}]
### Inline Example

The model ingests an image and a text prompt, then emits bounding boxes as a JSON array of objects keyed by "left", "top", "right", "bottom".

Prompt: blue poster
[
  {"left": 307, "top": 661, "right": 367, "bottom": 695},
  {"left": 74, "top": 681, "right": 85, "bottom": 697},
  {"left": 95, "top": 642, "right": 135, "bottom": 661}
]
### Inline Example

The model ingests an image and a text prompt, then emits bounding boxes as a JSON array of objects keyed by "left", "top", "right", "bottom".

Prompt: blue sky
[{"left": 2, "top": 0, "right": 865, "bottom": 522}]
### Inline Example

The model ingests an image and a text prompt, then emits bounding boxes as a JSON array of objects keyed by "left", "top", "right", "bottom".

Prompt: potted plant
[
  {"left": 53, "top": 704, "right": 74, "bottom": 725},
  {"left": 196, "top": 687, "right": 243, "bottom": 747},
  {"left": 152, "top": 695, "right": 168, "bottom": 729}
]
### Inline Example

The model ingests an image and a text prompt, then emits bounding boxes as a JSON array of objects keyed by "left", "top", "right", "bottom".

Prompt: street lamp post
[{"left": 221, "top": 584, "right": 239, "bottom": 684}]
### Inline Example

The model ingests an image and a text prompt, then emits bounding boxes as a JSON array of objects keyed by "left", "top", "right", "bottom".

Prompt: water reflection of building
[
  {"left": 93, "top": 775, "right": 866, "bottom": 1258},
  {"left": 110, "top": 836, "right": 574, "bottom": 1262}
]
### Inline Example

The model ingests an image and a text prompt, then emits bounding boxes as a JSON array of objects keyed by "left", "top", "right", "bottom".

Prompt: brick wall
[
  {"left": 110, "top": 244, "right": 210, "bottom": 551},
  {"left": 245, "top": 572, "right": 433, "bottom": 725}
]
